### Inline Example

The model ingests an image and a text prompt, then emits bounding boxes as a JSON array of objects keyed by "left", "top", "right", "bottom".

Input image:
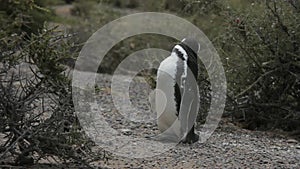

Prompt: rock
[
  {"left": 287, "top": 139, "right": 298, "bottom": 144},
  {"left": 120, "top": 128, "right": 132, "bottom": 136}
]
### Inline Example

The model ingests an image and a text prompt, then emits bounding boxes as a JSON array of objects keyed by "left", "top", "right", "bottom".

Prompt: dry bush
[
  {"left": 219, "top": 0, "right": 300, "bottom": 132},
  {"left": 0, "top": 0, "right": 102, "bottom": 167}
]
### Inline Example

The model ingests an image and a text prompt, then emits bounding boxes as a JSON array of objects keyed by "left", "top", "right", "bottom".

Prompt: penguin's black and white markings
[{"left": 154, "top": 38, "right": 200, "bottom": 144}]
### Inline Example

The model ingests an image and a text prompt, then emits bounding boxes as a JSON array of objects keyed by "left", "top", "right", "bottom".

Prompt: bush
[
  {"left": 0, "top": 0, "right": 56, "bottom": 37},
  {"left": 219, "top": 0, "right": 300, "bottom": 131},
  {"left": 0, "top": 0, "right": 97, "bottom": 166}
]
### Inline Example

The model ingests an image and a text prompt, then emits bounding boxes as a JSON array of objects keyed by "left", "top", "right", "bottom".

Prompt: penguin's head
[{"left": 181, "top": 38, "right": 200, "bottom": 54}]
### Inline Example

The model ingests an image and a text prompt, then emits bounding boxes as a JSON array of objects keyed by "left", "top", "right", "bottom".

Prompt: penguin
[{"left": 154, "top": 38, "right": 200, "bottom": 144}]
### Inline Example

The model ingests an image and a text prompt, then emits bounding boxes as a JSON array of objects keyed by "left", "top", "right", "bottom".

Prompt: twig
[
  {"left": 236, "top": 69, "right": 278, "bottom": 98},
  {"left": 266, "top": 0, "right": 290, "bottom": 36},
  {"left": 0, "top": 129, "right": 29, "bottom": 159},
  {"left": 0, "top": 165, "right": 21, "bottom": 168}
]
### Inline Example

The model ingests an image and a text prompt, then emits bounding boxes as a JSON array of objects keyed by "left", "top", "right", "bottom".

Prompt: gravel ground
[{"left": 73, "top": 73, "right": 300, "bottom": 169}]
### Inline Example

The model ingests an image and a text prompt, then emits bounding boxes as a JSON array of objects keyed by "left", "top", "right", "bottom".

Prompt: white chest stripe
[
  {"left": 173, "top": 45, "right": 188, "bottom": 89},
  {"left": 174, "top": 45, "right": 188, "bottom": 60}
]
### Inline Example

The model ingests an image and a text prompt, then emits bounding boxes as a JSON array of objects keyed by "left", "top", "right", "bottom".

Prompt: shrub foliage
[
  {"left": 220, "top": 0, "right": 300, "bottom": 131},
  {"left": 0, "top": 0, "right": 96, "bottom": 166}
]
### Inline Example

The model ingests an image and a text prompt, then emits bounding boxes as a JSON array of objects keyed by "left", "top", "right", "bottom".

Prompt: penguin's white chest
[{"left": 155, "top": 53, "right": 181, "bottom": 132}]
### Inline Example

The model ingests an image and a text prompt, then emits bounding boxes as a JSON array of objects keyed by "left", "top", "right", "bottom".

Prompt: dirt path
[
  {"left": 84, "top": 73, "right": 300, "bottom": 168},
  {"left": 47, "top": 4, "right": 74, "bottom": 32},
  {"left": 52, "top": 4, "right": 74, "bottom": 17}
]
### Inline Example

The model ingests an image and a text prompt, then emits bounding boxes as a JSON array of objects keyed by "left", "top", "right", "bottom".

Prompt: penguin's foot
[{"left": 181, "top": 133, "right": 199, "bottom": 144}]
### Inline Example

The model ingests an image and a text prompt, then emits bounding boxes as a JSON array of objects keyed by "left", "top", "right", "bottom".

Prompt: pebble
[
  {"left": 287, "top": 139, "right": 298, "bottom": 144},
  {"left": 120, "top": 128, "right": 132, "bottom": 135}
]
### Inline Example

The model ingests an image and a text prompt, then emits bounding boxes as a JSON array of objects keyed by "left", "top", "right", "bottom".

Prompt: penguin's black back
[
  {"left": 173, "top": 41, "right": 199, "bottom": 117},
  {"left": 179, "top": 42, "right": 198, "bottom": 78}
]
